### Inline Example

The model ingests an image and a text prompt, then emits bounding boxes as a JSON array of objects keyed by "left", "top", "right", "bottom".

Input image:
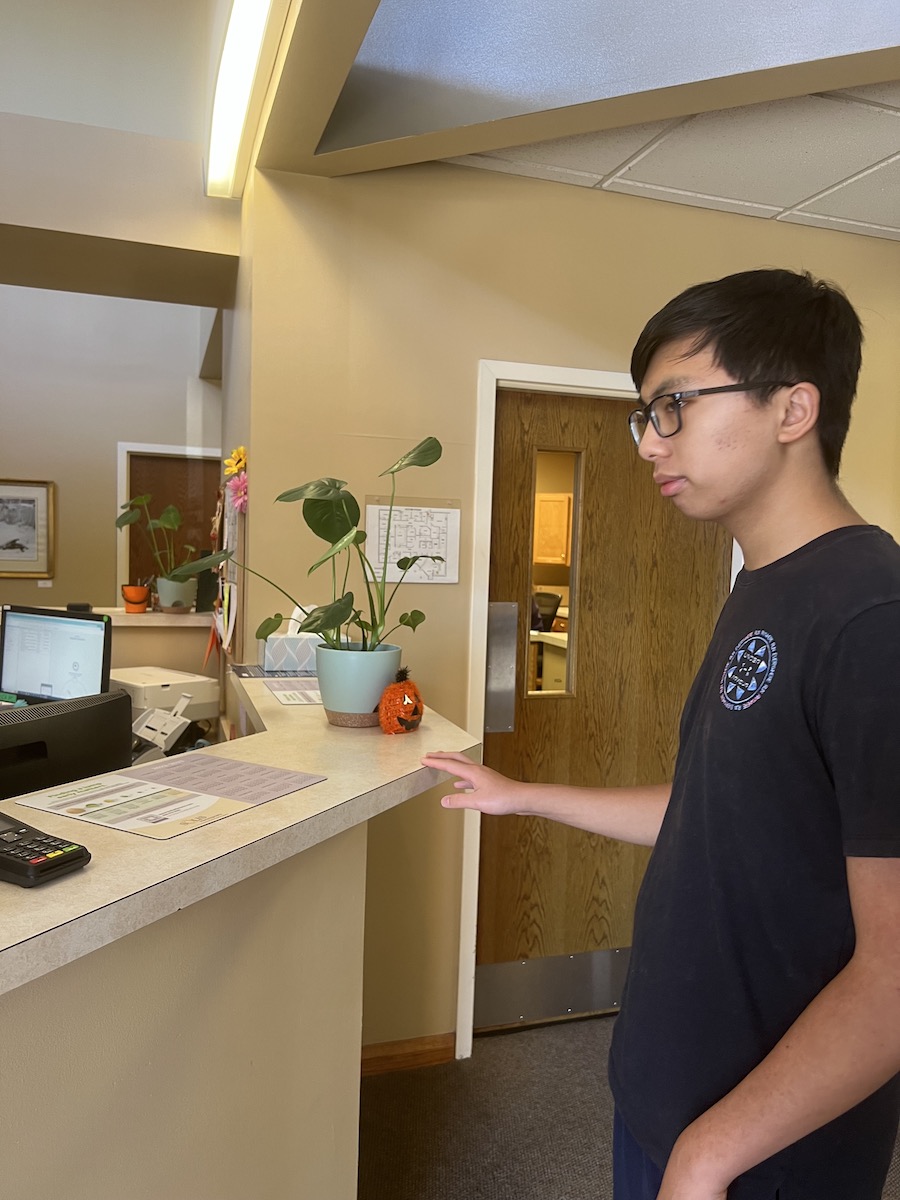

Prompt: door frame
[
  {"left": 455, "top": 361, "right": 637, "bottom": 1059},
  {"left": 116, "top": 442, "right": 222, "bottom": 589}
]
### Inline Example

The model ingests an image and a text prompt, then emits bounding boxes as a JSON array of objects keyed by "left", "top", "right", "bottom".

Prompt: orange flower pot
[{"left": 121, "top": 584, "right": 150, "bottom": 613}]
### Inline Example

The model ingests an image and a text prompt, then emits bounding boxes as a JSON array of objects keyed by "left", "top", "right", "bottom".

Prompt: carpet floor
[{"left": 359, "top": 1015, "right": 900, "bottom": 1200}]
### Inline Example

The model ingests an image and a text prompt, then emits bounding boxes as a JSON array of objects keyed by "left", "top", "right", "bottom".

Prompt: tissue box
[{"left": 257, "top": 633, "right": 319, "bottom": 673}]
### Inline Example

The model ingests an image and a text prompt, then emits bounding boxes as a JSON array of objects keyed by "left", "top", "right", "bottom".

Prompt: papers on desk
[
  {"left": 264, "top": 677, "right": 322, "bottom": 705},
  {"left": 16, "top": 756, "right": 326, "bottom": 839},
  {"left": 230, "top": 668, "right": 322, "bottom": 702}
]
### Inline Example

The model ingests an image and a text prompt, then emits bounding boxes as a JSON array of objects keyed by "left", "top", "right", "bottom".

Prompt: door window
[{"left": 528, "top": 450, "right": 578, "bottom": 695}]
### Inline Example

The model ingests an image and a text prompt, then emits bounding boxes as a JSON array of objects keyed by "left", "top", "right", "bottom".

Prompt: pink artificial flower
[{"left": 226, "top": 470, "right": 248, "bottom": 514}]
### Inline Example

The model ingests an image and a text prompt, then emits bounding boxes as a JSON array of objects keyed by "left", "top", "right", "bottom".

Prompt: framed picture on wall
[{"left": 0, "top": 480, "right": 56, "bottom": 578}]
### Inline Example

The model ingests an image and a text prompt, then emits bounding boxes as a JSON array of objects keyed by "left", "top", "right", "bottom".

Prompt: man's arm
[
  {"left": 658, "top": 855, "right": 900, "bottom": 1200},
  {"left": 421, "top": 751, "right": 670, "bottom": 846}
]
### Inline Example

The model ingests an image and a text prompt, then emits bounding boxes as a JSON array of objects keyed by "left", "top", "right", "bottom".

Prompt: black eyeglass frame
[{"left": 628, "top": 381, "right": 795, "bottom": 446}]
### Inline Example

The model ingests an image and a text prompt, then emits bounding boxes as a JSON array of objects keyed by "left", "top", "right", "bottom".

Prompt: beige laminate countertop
[
  {"left": 0, "top": 675, "right": 480, "bottom": 998},
  {"left": 529, "top": 630, "right": 568, "bottom": 649}
]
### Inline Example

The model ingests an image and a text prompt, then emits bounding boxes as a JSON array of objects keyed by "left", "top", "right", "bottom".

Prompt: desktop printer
[{"left": 108, "top": 666, "right": 219, "bottom": 721}]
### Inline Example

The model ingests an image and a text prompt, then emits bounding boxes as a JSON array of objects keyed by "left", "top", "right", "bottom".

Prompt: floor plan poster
[{"left": 365, "top": 503, "right": 460, "bottom": 583}]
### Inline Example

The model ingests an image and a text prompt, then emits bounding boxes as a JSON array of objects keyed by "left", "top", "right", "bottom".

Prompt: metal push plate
[{"left": 484, "top": 601, "right": 517, "bottom": 733}]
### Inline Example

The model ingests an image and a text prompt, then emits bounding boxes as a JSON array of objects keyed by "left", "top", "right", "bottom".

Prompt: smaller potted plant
[
  {"left": 121, "top": 582, "right": 151, "bottom": 613},
  {"left": 116, "top": 495, "right": 199, "bottom": 612}
]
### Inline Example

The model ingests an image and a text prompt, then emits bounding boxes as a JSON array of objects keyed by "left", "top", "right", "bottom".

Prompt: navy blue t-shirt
[{"left": 609, "top": 525, "right": 900, "bottom": 1190}]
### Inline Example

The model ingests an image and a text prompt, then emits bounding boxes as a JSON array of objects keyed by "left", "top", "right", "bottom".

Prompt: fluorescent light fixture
[{"left": 206, "top": 0, "right": 274, "bottom": 198}]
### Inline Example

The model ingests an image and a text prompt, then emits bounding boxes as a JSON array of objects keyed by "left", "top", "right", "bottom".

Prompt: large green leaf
[
  {"left": 302, "top": 492, "right": 360, "bottom": 543},
  {"left": 381, "top": 437, "right": 442, "bottom": 476},
  {"left": 399, "top": 610, "right": 426, "bottom": 631},
  {"left": 115, "top": 508, "right": 141, "bottom": 529},
  {"left": 307, "top": 526, "right": 359, "bottom": 574},
  {"left": 256, "top": 613, "right": 285, "bottom": 640},
  {"left": 396, "top": 554, "right": 444, "bottom": 572},
  {"left": 168, "top": 549, "right": 233, "bottom": 579},
  {"left": 296, "top": 593, "right": 355, "bottom": 634},
  {"left": 276, "top": 477, "right": 348, "bottom": 504},
  {"left": 156, "top": 505, "right": 182, "bottom": 531}
]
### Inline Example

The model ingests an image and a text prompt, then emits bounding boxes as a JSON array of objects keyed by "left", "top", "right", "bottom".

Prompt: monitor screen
[
  {"left": 0, "top": 690, "right": 133, "bottom": 800},
  {"left": 0, "top": 605, "right": 112, "bottom": 702}
]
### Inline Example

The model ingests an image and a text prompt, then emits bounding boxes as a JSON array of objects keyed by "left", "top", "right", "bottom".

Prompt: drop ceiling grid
[
  {"left": 602, "top": 95, "right": 900, "bottom": 208},
  {"left": 447, "top": 82, "right": 900, "bottom": 241}
]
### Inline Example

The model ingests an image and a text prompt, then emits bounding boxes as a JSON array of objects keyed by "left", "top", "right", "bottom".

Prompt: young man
[{"left": 423, "top": 269, "right": 900, "bottom": 1200}]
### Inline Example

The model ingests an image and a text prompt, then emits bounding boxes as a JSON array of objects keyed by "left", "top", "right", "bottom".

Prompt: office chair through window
[{"left": 533, "top": 591, "right": 562, "bottom": 630}]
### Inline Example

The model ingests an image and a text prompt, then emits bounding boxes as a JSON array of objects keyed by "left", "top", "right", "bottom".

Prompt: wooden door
[
  {"left": 127, "top": 454, "right": 220, "bottom": 584},
  {"left": 478, "top": 388, "right": 731, "bottom": 973}
]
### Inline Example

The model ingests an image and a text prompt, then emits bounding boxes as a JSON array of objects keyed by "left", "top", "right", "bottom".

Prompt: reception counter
[{"left": 0, "top": 674, "right": 479, "bottom": 1200}]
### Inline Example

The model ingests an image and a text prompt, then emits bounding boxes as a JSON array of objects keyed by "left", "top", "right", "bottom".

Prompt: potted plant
[
  {"left": 120, "top": 583, "right": 151, "bottom": 613},
  {"left": 115, "top": 495, "right": 199, "bottom": 612},
  {"left": 172, "top": 437, "right": 443, "bottom": 724}
]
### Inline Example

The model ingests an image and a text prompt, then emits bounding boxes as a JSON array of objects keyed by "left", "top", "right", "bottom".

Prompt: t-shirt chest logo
[{"left": 720, "top": 629, "right": 778, "bottom": 711}]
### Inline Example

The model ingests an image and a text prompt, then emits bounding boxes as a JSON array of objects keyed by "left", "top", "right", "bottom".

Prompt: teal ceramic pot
[
  {"left": 155, "top": 576, "right": 197, "bottom": 613},
  {"left": 316, "top": 643, "right": 402, "bottom": 727}
]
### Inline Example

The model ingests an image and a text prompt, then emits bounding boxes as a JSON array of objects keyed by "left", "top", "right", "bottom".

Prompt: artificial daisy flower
[
  {"left": 224, "top": 445, "right": 247, "bottom": 476},
  {"left": 226, "top": 470, "right": 248, "bottom": 513}
]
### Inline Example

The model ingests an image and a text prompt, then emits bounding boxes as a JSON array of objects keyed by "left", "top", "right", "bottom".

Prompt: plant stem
[
  {"left": 384, "top": 564, "right": 414, "bottom": 613},
  {"left": 140, "top": 498, "right": 167, "bottom": 578},
  {"left": 381, "top": 472, "right": 397, "bottom": 614},
  {"left": 355, "top": 545, "right": 380, "bottom": 644},
  {"left": 231, "top": 559, "right": 307, "bottom": 617}
]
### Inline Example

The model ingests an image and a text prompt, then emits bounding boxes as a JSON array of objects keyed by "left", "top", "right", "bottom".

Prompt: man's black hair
[{"left": 630, "top": 268, "right": 863, "bottom": 478}]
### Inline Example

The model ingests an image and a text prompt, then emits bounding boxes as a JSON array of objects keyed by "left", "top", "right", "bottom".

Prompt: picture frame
[{"left": 0, "top": 480, "right": 56, "bottom": 578}]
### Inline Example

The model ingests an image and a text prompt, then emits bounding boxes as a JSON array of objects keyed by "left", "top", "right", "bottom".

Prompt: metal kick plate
[
  {"left": 484, "top": 602, "right": 517, "bottom": 733},
  {"left": 474, "top": 947, "right": 631, "bottom": 1029}
]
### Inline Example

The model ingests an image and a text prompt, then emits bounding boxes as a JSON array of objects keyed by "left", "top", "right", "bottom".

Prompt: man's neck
[{"left": 728, "top": 473, "right": 866, "bottom": 572}]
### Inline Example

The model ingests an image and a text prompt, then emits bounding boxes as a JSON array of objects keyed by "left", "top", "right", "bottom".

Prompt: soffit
[{"left": 255, "top": 0, "right": 900, "bottom": 242}]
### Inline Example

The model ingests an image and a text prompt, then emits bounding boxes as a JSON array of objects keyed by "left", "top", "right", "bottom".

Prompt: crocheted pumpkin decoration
[{"left": 378, "top": 667, "right": 424, "bottom": 734}]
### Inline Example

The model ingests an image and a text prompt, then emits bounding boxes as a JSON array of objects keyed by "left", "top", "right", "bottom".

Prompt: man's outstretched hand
[{"left": 421, "top": 752, "right": 529, "bottom": 816}]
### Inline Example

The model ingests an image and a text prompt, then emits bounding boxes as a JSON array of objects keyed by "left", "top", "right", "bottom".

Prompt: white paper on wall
[{"left": 364, "top": 502, "right": 460, "bottom": 584}]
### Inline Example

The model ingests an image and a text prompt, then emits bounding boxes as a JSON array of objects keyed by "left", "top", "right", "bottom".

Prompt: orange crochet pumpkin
[{"left": 378, "top": 667, "right": 424, "bottom": 734}]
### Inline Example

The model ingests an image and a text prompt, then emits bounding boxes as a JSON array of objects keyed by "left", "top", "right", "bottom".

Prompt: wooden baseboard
[{"left": 361, "top": 1032, "right": 455, "bottom": 1077}]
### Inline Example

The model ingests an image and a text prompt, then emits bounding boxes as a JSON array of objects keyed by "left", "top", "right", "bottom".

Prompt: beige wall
[
  {"left": 0, "top": 113, "right": 240, "bottom": 259},
  {"left": 0, "top": 0, "right": 239, "bottom": 260},
  {"left": 237, "top": 160, "right": 900, "bottom": 1044},
  {"left": 0, "top": 286, "right": 221, "bottom": 611}
]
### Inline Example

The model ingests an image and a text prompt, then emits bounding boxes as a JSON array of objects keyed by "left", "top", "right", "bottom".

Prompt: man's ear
[{"left": 776, "top": 381, "right": 820, "bottom": 446}]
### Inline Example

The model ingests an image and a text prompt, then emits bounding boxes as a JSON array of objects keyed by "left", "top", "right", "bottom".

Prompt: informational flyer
[
  {"left": 17, "top": 757, "right": 326, "bottom": 840},
  {"left": 265, "top": 677, "right": 322, "bottom": 704},
  {"left": 271, "top": 686, "right": 322, "bottom": 705}
]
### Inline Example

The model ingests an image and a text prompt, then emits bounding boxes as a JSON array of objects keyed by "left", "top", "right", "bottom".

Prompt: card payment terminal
[{"left": 0, "top": 811, "right": 91, "bottom": 887}]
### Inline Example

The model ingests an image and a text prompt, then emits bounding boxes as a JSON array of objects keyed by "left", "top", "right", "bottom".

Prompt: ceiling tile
[
  {"left": 604, "top": 177, "right": 780, "bottom": 217},
  {"left": 780, "top": 211, "right": 900, "bottom": 242},
  {"left": 479, "top": 120, "right": 674, "bottom": 175},
  {"left": 447, "top": 154, "right": 601, "bottom": 186},
  {"left": 794, "top": 156, "right": 900, "bottom": 229},
  {"left": 612, "top": 95, "right": 900, "bottom": 208},
  {"left": 830, "top": 81, "right": 900, "bottom": 111}
]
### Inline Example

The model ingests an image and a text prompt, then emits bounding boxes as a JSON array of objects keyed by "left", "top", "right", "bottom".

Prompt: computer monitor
[
  {"left": 0, "top": 690, "right": 133, "bottom": 800},
  {"left": 0, "top": 605, "right": 112, "bottom": 703}
]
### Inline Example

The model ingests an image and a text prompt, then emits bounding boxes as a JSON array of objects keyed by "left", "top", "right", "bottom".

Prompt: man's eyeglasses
[{"left": 628, "top": 382, "right": 794, "bottom": 447}]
